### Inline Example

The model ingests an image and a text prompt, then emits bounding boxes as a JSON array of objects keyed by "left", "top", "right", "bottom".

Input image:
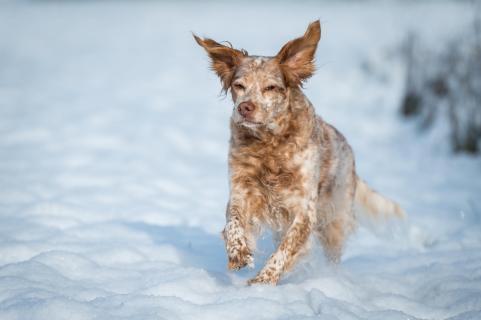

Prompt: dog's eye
[
  {"left": 264, "top": 85, "right": 278, "bottom": 92},
  {"left": 233, "top": 83, "right": 245, "bottom": 91}
]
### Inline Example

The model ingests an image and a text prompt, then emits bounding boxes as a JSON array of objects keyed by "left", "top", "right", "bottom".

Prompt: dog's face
[
  {"left": 195, "top": 21, "right": 321, "bottom": 132},
  {"left": 229, "top": 57, "right": 289, "bottom": 130}
]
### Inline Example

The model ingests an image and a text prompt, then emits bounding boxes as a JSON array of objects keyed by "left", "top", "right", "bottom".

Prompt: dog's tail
[{"left": 355, "top": 177, "right": 406, "bottom": 220}]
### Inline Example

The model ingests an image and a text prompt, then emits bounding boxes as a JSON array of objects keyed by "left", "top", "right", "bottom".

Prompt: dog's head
[{"left": 194, "top": 21, "right": 320, "bottom": 132}]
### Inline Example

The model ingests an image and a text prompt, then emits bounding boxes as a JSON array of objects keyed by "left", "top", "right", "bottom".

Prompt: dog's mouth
[
  {"left": 232, "top": 112, "right": 264, "bottom": 128},
  {"left": 240, "top": 119, "right": 264, "bottom": 128}
]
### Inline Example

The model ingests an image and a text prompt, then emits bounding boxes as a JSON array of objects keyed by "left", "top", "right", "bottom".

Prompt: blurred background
[{"left": 0, "top": 1, "right": 480, "bottom": 319}]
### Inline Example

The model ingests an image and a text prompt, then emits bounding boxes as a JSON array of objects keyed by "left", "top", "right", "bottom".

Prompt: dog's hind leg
[
  {"left": 316, "top": 184, "right": 356, "bottom": 263},
  {"left": 316, "top": 218, "right": 348, "bottom": 263}
]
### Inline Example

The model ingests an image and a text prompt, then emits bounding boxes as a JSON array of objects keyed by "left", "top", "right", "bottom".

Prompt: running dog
[{"left": 194, "top": 20, "right": 404, "bottom": 285}]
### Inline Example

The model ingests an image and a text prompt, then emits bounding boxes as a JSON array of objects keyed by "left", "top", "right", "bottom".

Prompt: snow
[{"left": 0, "top": 1, "right": 480, "bottom": 319}]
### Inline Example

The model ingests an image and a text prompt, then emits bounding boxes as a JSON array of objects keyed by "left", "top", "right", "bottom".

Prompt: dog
[{"left": 194, "top": 20, "right": 405, "bottom": 285}]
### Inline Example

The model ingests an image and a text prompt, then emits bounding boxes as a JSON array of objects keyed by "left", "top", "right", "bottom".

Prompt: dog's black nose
[{"left": 238, "top": 101, "right": 256, "bottom": 118}]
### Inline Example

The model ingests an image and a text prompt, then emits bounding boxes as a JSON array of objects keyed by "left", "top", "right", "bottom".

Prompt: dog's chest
[
  {"left": 244, "top": 147, "right": 309, "bottom": 227},
  {"left": 235, "top": 143, "right": 304, "bottom": 195},
  {"left": 257, "top": 154, "right": 296, "bottom": 190}
]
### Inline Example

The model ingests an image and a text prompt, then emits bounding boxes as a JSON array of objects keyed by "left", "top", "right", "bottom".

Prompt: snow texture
[{"left": 0, "top": 1, "right": 480, "bottom": 319}]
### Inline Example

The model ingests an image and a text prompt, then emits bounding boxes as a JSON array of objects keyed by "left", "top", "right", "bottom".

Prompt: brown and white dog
[{"left": 194, "top": 20, "right": 405, "bottom": 285}]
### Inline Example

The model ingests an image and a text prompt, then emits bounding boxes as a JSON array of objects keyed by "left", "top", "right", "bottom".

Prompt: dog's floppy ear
[
  {"left": 275, "top": 20, "right": 321, "bottom": 87},
  {"left": 194, "top": 34, "right": 247, "bottom": 92}
]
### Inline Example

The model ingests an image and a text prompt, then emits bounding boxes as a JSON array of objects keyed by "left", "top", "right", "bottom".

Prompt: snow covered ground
[{"left": 0, "top": 1, "right": 480, "bottom": 319}]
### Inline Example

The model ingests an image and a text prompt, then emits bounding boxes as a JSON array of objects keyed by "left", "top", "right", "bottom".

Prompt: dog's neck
[{"left": 230, "top": 88, "right": 316, "bottom": 149}]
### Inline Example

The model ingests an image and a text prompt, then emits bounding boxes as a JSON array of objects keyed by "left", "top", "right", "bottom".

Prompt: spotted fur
[{"left": 195, "top": 20, "right": 405, "bottom": 285}]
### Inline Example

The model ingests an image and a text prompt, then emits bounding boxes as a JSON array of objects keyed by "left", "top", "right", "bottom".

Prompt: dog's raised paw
[{"left": 227, "top": 250, "right": 253, "bottom": 271}]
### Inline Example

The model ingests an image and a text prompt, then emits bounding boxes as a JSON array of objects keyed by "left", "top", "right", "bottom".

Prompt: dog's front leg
[
  {"left": 248, "top": 206, "right": 313, "bottom": 285},
  {"left": 223, "top": 197, "right": 256, "bottom": 271}
]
